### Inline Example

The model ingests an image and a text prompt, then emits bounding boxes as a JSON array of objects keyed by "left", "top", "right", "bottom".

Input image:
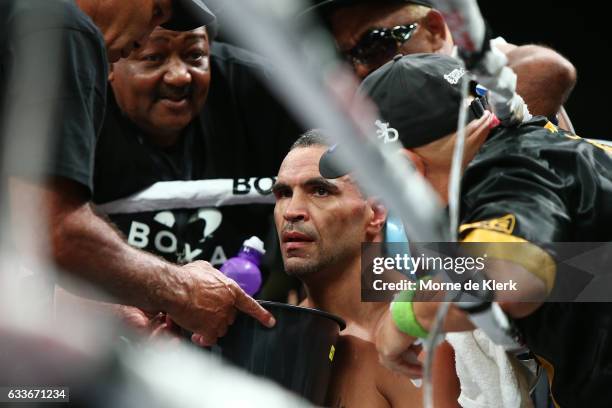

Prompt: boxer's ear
[{"left": 365, "top": 199, "right": 388, "bottom": 237}]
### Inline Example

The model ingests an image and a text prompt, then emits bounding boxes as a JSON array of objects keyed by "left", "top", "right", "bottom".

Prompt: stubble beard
[{"left": 284, "top": 246, "right": 351, "bottom": 279}]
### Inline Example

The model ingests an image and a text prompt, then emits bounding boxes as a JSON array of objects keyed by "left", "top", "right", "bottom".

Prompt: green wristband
[{"left": 391, "top": 286, "right": 429, "bottom": 339}]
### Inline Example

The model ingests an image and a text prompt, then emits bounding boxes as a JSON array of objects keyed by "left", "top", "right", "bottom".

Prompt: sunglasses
[{"left": 344, "top": 23, "right": 419, "bottom": 70}]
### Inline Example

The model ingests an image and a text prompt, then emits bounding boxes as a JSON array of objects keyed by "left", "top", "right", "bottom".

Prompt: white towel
[{"left": 446, "top": 330, "right": 535, "bottom": 408}]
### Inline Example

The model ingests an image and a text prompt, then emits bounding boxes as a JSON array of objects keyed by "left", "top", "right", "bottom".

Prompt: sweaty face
[
  {"left": 273, "top": 146, "right": 371, "bottom": 279},
  {"left": 88, "top": 0, "right": 173, "bottom": 62},
  {"left": 110, "top": 27, "right": 211, "bottom": 144},
  {"left": 329, "top": 4, "right": 435, "bottom": 80}
]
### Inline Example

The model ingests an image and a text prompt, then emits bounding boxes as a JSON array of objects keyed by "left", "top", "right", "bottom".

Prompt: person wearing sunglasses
[
  {"left": 306, "top": 0, "right": 576, "bottom": 131},
  {"left": 357, "top": 53, "right": 612, "bottom": 408}
]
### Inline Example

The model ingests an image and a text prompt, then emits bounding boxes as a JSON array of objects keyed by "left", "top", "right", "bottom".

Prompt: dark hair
[{"left": 290, "top": 129, "right": 330, "bottom": 151}]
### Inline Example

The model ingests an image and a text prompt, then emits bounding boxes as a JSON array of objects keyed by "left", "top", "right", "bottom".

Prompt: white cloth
[{"left": 446, "top": 330, "right": 535, "bottom": 408}]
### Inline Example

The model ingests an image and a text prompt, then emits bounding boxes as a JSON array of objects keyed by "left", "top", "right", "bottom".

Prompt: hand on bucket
[{"left": 168, "top": 261, "right": 276, "bottom": 347}]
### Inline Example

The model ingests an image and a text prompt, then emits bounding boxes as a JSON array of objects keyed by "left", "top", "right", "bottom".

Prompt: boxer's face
[
  {"left": 78, "top": 0, "right": 173, "bottom": 62},
  {"left": 110, "top": 27, "right": 211, "bottom": 144},
  {"left": 273, "top": 145, "right": 378, "bottom": 279}
]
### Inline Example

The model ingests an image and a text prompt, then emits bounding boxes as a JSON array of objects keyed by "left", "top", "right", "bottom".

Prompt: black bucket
[{"left": 211, "top": 301, "right": 346, "bottom": 405}]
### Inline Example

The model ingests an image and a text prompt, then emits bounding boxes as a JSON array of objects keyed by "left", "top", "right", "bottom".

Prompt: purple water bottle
[{"left": 220, "top": 236, "right": 265, "bottom": 296}]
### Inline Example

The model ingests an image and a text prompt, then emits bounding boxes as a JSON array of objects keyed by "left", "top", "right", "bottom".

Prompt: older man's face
[
  {"left": 273, "top": 146, "right": 372, "bottom": 279},
  {"left": 110, "top": 27, "right": 211, "bottom": 143}
]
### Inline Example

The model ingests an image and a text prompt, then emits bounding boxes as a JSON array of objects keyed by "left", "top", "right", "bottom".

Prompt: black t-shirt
[
  {"left": 0, "top": 0, "right": 107, "bottom": 190},
  {"left": 93, "top": 42, "right": 301, "bottom": 270},
  {"left": 0, "top": 0, "right": 106, "bottom": 310},
  {"left": 459, "top": 117, "right": 612, "bottom": 407}
]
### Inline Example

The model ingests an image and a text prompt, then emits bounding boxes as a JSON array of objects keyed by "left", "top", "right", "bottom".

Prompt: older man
[
  {"left": 306, "top": 0, "right": 576, "bottom": 128},
  {"left": 2, "top": 0, "right": 275, "bottom": 347},
  {"left": 94, "top": 25, "right": 300, "bottom": 269},
  {"left": 63, "top": 24, "right": 302, "bottom": 339},
  {"left": 273, "top": 130, "right": 460, "bottom": 407}
]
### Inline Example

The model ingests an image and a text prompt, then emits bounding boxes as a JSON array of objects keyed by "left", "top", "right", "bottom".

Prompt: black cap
[
  {"left": 362, "top": 53, "right": 471, "bottom": 148},
  {"left": 302, "top": 0, "right": 434, "bottom": 18},
  {"left": 162, "top": 0, "right": 216, "bottom": 31},
  {"left": 320, "top": 53, "right": 474, "bottom": 178}
]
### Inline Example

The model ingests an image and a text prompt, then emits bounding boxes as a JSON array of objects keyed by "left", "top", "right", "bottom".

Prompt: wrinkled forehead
[
  {"left": 277, "top": 147, "right": 360, "bottom": 192},
  {"left": 278, "top": 146, "right": 328, "bottom": 181},
  {"left": 146, "top": 25, "right": 208, "bottom": 45}
]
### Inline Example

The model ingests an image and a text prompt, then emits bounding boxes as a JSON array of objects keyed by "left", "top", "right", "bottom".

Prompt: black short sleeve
[
  {"left": 2, "top": 0, "right": 107, "bottom": 195},
  {"left": 459, "top": 123, "right": 612, "bottom": 407},
  {"left": 459, "top": 126, "right": 572, "bottom": 243}
]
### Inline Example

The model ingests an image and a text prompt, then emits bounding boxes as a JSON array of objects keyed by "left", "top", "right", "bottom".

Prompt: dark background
[
  {"left": 212, "top": 1, "right": 609, "bottom": 140},
  {"left": 480, "top": 0, "right": 609, "bottom": 139}
]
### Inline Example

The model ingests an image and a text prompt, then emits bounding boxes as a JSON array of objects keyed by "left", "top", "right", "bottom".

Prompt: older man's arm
[{"left": 10, "top": 177, "right": 275, "bottom": 345}]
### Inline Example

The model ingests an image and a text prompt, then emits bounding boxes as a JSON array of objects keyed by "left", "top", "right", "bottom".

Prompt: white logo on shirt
[{"left": 126, "top": 208, "right": 224, "bottom": 264}]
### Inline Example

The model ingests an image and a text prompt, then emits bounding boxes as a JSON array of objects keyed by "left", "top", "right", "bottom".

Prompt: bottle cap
[{"left": 243, "top": 236, "right": 266, "bottom": 254}]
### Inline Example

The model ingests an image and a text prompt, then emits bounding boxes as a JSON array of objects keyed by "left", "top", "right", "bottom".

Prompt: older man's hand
[
  {"left": 166, "top": 261, "right": 276, "bottom": 347},
  {"left": 375, "top": 309, "right": 423, "bottom": 378}
]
